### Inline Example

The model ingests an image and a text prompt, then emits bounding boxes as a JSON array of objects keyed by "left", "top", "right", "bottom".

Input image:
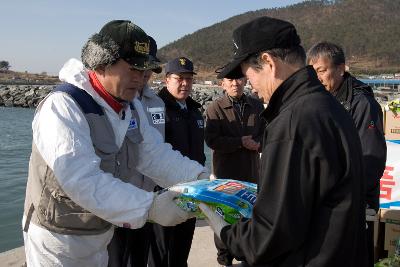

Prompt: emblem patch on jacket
[
  {"left": 368, "top": 120, "right": 376, "bottom": 129},
  {"left": 151, "top": 112, "right": 165, "bottom": 125},
  {"left": 197, "top": 120, "right": 204, "bottom": 128},
  {"left": 128, "top": 117, "right": 138, "bottom": 130}
]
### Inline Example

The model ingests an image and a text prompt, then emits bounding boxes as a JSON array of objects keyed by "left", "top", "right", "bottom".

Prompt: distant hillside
[
  {"left": 0, "top": 70, "right": 59, "bottom": 85},
  {"left": 157, "top": 0, "right": 400, "bottom": 78}
]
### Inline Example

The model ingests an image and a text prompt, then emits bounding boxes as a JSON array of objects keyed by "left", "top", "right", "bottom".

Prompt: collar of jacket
[
  {"left": 261, "top": 66, "right": 324, "bottom": 123},
  {"left": 220, "top": 92, "right": 253, "bottom": 109},
  {"left": 158, "top": 87, "right": 201, "bottom": 110},
  {"left": 333, "top": 72, "right": 374, "bottom": 111},
  {"left": 58, "top": 59, "right": 131, "bottom": 119},
  {"left": 88, "top": 71, "right": 126, "bottom": 114},
  {"left": 141, "top": 85, "right": 156, "bottom": 99}
]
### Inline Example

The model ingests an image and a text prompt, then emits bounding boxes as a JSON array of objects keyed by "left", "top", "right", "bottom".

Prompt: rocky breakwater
[
  {"left": 190, "top": 85, "right": 224, "bottom": 115},
  {"left": 0, "top": 84, "right": 53, "bottom": 108},
  {"left": 0, "top": 84, "right": 224, "bottom": 115}
]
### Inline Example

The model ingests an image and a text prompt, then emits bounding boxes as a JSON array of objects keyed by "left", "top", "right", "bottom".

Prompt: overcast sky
[{"left": 0, "top": 0, "right": 303, "bottom": 75}]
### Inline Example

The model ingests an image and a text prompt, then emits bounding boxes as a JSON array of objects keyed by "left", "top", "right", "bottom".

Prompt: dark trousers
[
  {"left": 108, "top": 223, "right": 153, "bottom": 267},
  {"left": 214, "top": 233, "right": 234, "bottom": 266},
  {"left": 148, "top": 218, "right": 196, "bottom": 267}
]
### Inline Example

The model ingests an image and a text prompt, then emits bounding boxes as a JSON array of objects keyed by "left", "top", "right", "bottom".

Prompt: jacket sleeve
[
  {"left": 351, "top": 94, "right": 387, "bottom": 210},
  {"left": 220, "top": 109, "right": 350, "bottom": 265},
  {"left": 33, "top": 93, "right": 154, "bottom": 229},
  {"left": 205, "top": 103, "right": 242, "bottom": 153},
  {"left": 220, "top": 139, "right": 320, "bottom": 265},
  {"left": 130, "top": 99, "right": 207, "bottom": 188},
  {"left": 252, "top": 102, "right": 266, "bottom": 147}
]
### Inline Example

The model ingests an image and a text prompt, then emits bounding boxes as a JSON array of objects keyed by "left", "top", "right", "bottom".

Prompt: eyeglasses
[{"left": 169, "top": 75, "right": 194, "bottom": 83}]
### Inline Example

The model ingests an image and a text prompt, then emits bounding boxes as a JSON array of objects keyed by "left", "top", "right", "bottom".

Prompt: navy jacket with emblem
[
  {"left": 158, "top": 87, "right": 206, "bottom": 166},
  {"left": 333, "top": 73, "right": 386, "bottom": 211}
]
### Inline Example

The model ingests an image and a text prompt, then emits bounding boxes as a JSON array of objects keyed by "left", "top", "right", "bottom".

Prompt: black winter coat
[
  {"left": 220, "top": 66, "right": 366, "bottom": 267},
  {"left": 158, "top": 88, "right": 206, "bottom": 166},
  {"left": 334, "top": 73, "right": 386, "bottom": 211}
]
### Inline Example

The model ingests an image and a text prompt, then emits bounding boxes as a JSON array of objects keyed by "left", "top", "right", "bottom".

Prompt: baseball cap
[
  {"left": 99, "top": 20, "right": 159, "bottom": 71},
  {"left": 148, "top": 35, "right": 162, "bottom": 74},
  {"left": 216, "top": 16, "right": 301, "bottom": 79},
  {"left": 165, "top": 57, "right": 197, "bottom": 75}
]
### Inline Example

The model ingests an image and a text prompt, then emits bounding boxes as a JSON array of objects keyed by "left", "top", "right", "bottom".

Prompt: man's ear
[
  {"left": 260, "top": 52, "right": 278, "bottom": 75},
  {"left": 220, "top": 79, "right": 226, "bottom": 88},
  {"left": 338, "top": 63, "right": 346, "bottom": 76}
]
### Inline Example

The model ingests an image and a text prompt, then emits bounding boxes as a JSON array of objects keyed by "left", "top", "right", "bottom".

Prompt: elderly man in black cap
[
  {"left": 148, "top": 57, "right": 206, "bottom": 267},
  {"left": 205, "top": 73, "right": 265, "bottom": 267},
  {"left": 200, "top": 16, "right": 367, "bottom": 266}
]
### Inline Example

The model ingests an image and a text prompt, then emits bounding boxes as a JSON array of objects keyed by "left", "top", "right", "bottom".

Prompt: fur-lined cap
[{"left": 81, "top": 20, "right": 160, "bottom": 71}]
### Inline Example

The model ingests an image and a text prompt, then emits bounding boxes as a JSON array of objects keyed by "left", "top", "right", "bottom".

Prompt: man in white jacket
[{"left": 22, "top": 20, "right": 209, "bottom": 267}]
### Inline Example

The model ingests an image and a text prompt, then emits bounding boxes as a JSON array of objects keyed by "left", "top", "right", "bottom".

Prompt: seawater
[
  {"left": 0, "top": 106, "right": 212, "bottom": 253},
  {"left": 0, "top": 107, "right": 34, "bottom": 252}
]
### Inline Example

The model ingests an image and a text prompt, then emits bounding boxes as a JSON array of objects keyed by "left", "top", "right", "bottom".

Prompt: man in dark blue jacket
[
  {"left": 148, "top": 57, "right": 206, "bottom": 267},
  {"left": 307, "top": 41, "right": 387, "bottom": 266}
]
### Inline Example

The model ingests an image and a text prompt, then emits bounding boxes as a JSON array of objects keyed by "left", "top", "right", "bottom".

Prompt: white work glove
[
  {"left": 199, "top": 203, "right": 228, "bottom": 238},
  {"left": 148, "top": 190, "right": 193, "bottom": 226},
  {"left": 197, "top": 171, "right": 217, "bottom": 181}
]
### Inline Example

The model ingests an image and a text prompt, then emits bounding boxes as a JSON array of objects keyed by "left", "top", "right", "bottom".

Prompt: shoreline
[{"left": 0, "top": 84, "right": 224, "bottom": 117}]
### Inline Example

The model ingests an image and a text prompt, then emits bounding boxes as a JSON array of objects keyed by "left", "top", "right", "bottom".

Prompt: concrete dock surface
[{"left": 0, "top": 220, "right": 242, "bottom": 267}]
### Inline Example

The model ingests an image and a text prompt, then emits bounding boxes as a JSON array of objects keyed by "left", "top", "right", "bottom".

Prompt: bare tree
[{"left": 0, "top": 61, "right": 11, "bottom": 71}]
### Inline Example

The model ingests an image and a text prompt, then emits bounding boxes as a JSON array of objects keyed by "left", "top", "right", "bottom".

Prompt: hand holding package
[{"left": 148, "top": 190, "right": 193, "bottom": 226}]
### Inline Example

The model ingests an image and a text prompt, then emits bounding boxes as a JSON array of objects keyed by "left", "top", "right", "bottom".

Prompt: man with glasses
[
  {"left": 149, "top": 57, "right": 206, "bottom": 267},
  {"left": 205, "top": 73, "right": 265, "bottom": 267}
]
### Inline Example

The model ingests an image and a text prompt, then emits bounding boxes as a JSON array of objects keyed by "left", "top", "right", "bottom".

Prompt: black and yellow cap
[{"left": 99, "top": 20, "right": 159, "bottom": 71}]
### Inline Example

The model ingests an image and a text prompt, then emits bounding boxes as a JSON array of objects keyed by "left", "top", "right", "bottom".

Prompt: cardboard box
[
  {"left": 385, "top": 223, "right": 400, "bottom": 255},
  {"left": 380, "top": 209, "right": 400, "bottom": 256},
  {"left": 385, "top": 110, "right": 400, "bottom": 140}
]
